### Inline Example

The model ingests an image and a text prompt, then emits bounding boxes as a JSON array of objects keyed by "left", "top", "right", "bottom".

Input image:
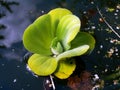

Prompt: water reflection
[{"left": 0, "top": 0, "right": 58, "bottom": 90}]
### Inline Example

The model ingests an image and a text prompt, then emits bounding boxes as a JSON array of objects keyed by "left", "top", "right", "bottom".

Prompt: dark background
[{"left": 0, "top": 0, "right": 120, "bottom": 90}]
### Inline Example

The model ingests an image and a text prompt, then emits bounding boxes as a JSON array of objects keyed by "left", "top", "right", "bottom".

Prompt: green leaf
[
  {"left": 48, "top": 8, "right": 72, "bottom": 37},
  {"left": 56, "top": 45, "right": 89, "bottom": 61},
  {"left": 56, "top": 15, "right": 80, "bottom": 50},
  {"left": 28, "top": 54, "right": 58, "bottom": 76},
  {"left": 54, "top": 58, "right": 76, "bottom": 79},
  {"left": 23, "top": 14, "right": 53, "bottom": 55},
  {"left": 22, "top": 8, "right": 96, "bottom": 79},
  {"left": 71, "top": 32, "right": 95, "bottom": 53},
  {"left": 23, "top": 8, "right": 74, "bottom": 55},
  {"left": 51, "top": 37, "right": 63, "bottom": 55}
]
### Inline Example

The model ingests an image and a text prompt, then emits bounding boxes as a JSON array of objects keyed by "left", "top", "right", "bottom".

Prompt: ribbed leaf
[
  {"left": 56, "top": 15, "right": 80, "bottom": 50},
  {"left": 23, "top": 14, "right": 53, "bottom": 55},
  {"left": 56, "top": 45, "right": 89, "bottom": 61},
  {"left": 71, "top": 32, "right": 95, "bottom": 53},
  {"left": 28, "top": 54, "right": 58, "bottom": 76},
  {"left": 48, "top": 8, "right": 72, "bottom": 37}
]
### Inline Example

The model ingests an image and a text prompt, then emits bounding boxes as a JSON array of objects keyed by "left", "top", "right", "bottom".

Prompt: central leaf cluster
[
  {"left": 51, "top": 37, "right": 63, "bottom": 56},
  {"left": 23, "top": 8, "right": 95, "bottom": 79}
]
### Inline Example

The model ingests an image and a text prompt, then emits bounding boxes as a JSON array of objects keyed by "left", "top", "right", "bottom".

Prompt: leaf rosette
[{"left": 23, "top": 8, "right": 95, "bottom": 79}]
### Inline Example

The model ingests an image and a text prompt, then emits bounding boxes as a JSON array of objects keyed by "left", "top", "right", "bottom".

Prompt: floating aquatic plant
[{"left": 23, "top": 8, "right": 95, "bottom": 79}]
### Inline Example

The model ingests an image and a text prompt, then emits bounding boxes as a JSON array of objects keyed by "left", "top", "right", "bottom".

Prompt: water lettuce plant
[{"left": 23, "top": 8, "right": 95, "bottom": 79}]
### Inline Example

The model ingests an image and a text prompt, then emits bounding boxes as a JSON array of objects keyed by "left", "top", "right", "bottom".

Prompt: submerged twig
[
  {"left": 50, "top": 75, "right": 56, "bottom": 90},
  {"left": 43, "top": 75, "right": 56, "bottom": 90},
  {"left": 97, "top": 6, "right": 120, "bottom": 38}
]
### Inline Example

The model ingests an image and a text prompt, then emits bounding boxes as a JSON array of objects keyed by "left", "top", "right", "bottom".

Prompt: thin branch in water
[
  {"left": 50, "top": 75, "right": 56, "bottom": 90},
  {"left": 97, "top": 6, "right": 120, "bottom": 38}
]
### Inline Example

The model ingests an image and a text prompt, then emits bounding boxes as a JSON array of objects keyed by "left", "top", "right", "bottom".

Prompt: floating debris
[
  {"left": 116, "top": 4, "right": 120, "bottom": 9},
  {"left": 91, "top": 26, "right": 96, "bottom": 29},
  {"left": 90, "top": 1, "right": 94, "bottom": 4},
  {"left": 116, "top": 26, "right": 120, "bottom": 30},
  {"left": 93, "top": 74, "right": 99, "bottom": 81},
  {"left": 100, "top": 45, "right": 103, "bottom": 49},
  {"left": 116, "top": 9, "right": 119, "bottom": 12},
  {"left": 13, "top": 79, "right": 17, "bottom": 83},
  {"left": 104, "top": 69, "right": 108, "bottom": 72},
  {"left": 106, "top": 7, "right": 115, "bottom": 12},
  {"left": 99, "top": 18, "right": 104, "bottom": 22},
  {"left": 97, "top": 7, "right": 120, "bottom": 38},
  {"left": 41, "top": 10, "right": 45, "bottom": 14},
  {"left": 16, "top": 65, "right": 20, "bottom": 68},
  {"left": 105, "top": 48, "right": 114, "bottom": 58},
  {"left": 110, "top": 38, "right": 120, "bottom": 45},
  {"left": 113, "top": 80, "right": 119, "bottom": 85},
  {"left": 114, "top": 13, "right": 118, "bottom": 16},
  {"left": 67, "top": 71, "right": 93, "bottom": 90}
]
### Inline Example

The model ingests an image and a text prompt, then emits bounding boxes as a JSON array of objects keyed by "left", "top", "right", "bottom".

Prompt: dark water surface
[
  {"left": 0, "top": 0, "right": 71, "bottom": 90},
  {"left": 0, "top": 0, "right": 120, "bottom": 90}
]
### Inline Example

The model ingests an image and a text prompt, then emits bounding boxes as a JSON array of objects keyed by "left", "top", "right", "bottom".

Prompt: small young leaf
[
  {"left": 56, "top": 45, "right": 89, "bottom": 61},
  {"left": 51, "top": 37, "right": 63, "bottom": 55}
]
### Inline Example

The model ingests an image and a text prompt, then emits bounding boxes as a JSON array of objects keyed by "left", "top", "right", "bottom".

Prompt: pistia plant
[{"left": 23, "top": 8, "right": 95, "bottom": 79}]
